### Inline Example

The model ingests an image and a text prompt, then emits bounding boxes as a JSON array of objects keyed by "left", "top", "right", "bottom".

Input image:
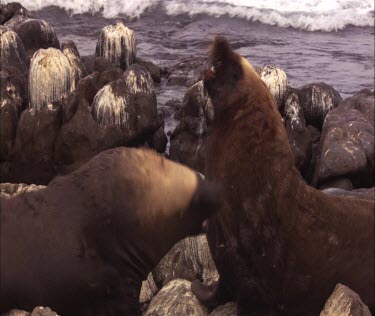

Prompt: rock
[
  {"left": 0, "top": 182, "right": 46, "bottom": 198},
  {"left": 297, "top": 82, "right": 342, "bottom": 129},
  {"left": 29, "top": 48, "right": 73, "bottom": 110},
  {"left": 320, "top": 284, "right": 372, "bottom": 316},
  {"left": 0, "top": 26, "right": 27, "bottom": 70},
  {"left": 54, "top": 99, "right": 124, "bottom": 173},
  {"left": 10, "top": 103, "right": 62, "bottom": 184},
  {"left": 209, "top": 302, "right": 237, "bottom": 316},
  {"left": 149, "top": 127, "right": 168, "bottom": 153},
  {"left": 169, "top": 81, "right": 213, "bottom": 173},
  {"left": 6, "top": 18, "right": 60, "bottom": 60},
  {"left": 255, "top": 65, "right": 288, "bottom": 108},
  {"left": 3, "top": 310, "right": 30, "bottom": 316},
  {"left": 63, "top": 68, "right": 124, "bottom": 122},
  {"left": 123, "top": 64, "right": 155, "bottom": 97},
  {"left": 166, "top": 56, "right": 209, "bottom": 87},
  {"left": 144, "top": 279, "right": 208, "bottom": 316},
  {"left": 62, "top": 40, "right": 84, "bottom": 90},
  {"left": 319, "top": 177, "right": 354, "bottom": 191},
  {"left": 95, "top": 22, "right": 136, "bottom": 71},
  {"left": 283, "top": 88, "right": 312, "bottom": 174},
  {"left": 312, "top": 104, "right": 374, "bottom": 188},
  {"left": 81, "top": 55, "right": 118, "bottom": 75},
  {"left": 139, "top": 273, "right": 159, "bottom": 311},
  {"left": 135, "top": 57, "right": 162, "bottom": 83},
  {"left": 340, "top": 89, "right": 374, "bottom": 126},
  {"left": 0, "top": 66, "right": 28, "bottom": 160},
  {"left": 0, "top": 2, "right": 30, "bottom": 25},
  {"left": 30, "top": 307, "right": 59, "bottom": 316},
  {"left": 91, "top": 77, "right": 157, "bottom": 143},
  {"left": 153, "top": 235, "right": 218, "bottom": 288},
  {"left": 322, "top": 187, "right": 374, "bottom": 201}
]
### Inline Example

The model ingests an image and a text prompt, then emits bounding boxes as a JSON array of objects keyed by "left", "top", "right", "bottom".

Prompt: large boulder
[
  {"left": 10, "top": 103, "right": 62, "bottom": 184},
  {"left": 255, "top": 65, "right": 288, "bottom": 108},
  {"left": 169, "top": 80, "right": 213, "bottom": 173},
  {"left": 91, "top": 76, "right": 158, "bottom": 144},
  {"left": 312, "top": 92, "right": 374, "bottom": 188},
  {"left": 153, "top": 235, "right": 219, "bottom": 288},
  {"left": 29, "top": 48, "right": 73, "bottom": 110},
  {"left": 61, "top": 40, "right": 84, "bottom": 90},
  {"left": 0, "top": 2, "right": 30, "bottom": 25},
  {"left": 297, "top": 82, "right": 342, "bottom": 129},
  {"left": 209, "top": 302, "right": 237, "bottom": 316},
  {"left": 322, "top": 187, "right": 374, "bottom": 201},
  {"left": 144, "top": 279, "right": 208, "bottom": 316},
  {"left": 95, "top": 22, "right": 136, "bottom": 71},
  {"left": 320, "top": 284, "right": 372, "bottom": 316},
  {"left": 6, "top": 18, "right": 60, "bottom": 60},
  {"left": 0, "top": 26, "right": 27, "bottom": 70},
  {"left": 0, "top": 66, "right": 28, "bottom": 160},
  {"left": 63, "top": 68, "right": 124, "bottom": 122}
]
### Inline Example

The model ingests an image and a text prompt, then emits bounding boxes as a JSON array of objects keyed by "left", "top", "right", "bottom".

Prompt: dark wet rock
[
  {"left": 304, "top": 125, "right": 321, "bottom": 184},
  {"left": 209, "top": 302, "right": 237, "bottom": 316},
  {"left": 319, "top": 177, "right": 354, "bottom": 191},
  {"left": 322, "top": 187, "right": 374, "bottom": 201},
  {"left": 320, "top": 284, "right": 372, "bottom": 316},
  {"left": 149, "top": 127, "right": 168, "bottom": 153},
  {"left": 6, "top": 18, "right": 60, "bottom": 60},
  {"left": 81, "top": 55, "right": 119, "bottom": 75},
  {"left": 296, "top": 82, "right": 342, "bottom": 129},
  {"left": 95, "top": 22, "right": 136, "bottom": 71},
  {"left": 340, "top": 89, "right": 374, "bottom": 126},
  {"left": 62, "top": 40, "right": 84, "bottom": 90},
  {"left": 91, "top": 66, "right": 158, "bottom": 142},
  {"left": 169, "top": 81, "right": 213, "bottom": 173},
  {"left": 0, "top": 182, "right": 45, "bottom": 198},
  {"left": 307, "top": 125, "right": 321, "bottom": 144},
  {"left": 29, "top": 48, "right": 73, "bottom": 110},
  {"left": 63, "top": 68, "right": 124, "bottom": 122},
  {"left": 166, "top": 56, "right": 209, "bottom": 87},
  {"left": 135, "top": 57, "right": 162, "bottom": 83},
  {"left": 0, "top": 66, "right": 28, "bottom": 160},
  {"left": 144, "top": 279, "right": 208, "bottom": 316},
  {"left": 54, "top": 99, "right": 125, "bottom": 173},
  {"left": 255, "top": 65, "right": 288, "bottom": 108},
  {"left": 9, "top": 103, "right": 62, "bottom": 184},
  {"left": 153, "top": 235, "right": 218, "bottom": 289},
  {"left": 312, "top": 102, "right": 374, "bottom": 188},
  {"left": 283, "top": 88, "right": 312, "bottom": 174},
  {"left": 0, "top": 26, "right": 27, "bottom": 71},
  {"left": 0, "top": 2, "right": 30, "bottom": 25}
]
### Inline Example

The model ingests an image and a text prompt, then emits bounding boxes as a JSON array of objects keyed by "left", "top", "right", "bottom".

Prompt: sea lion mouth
[{"left": 201, "top": 218, "right": 210, "bottom": 233}]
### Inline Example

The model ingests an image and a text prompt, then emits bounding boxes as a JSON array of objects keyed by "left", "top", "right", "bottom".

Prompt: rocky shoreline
[{"left": 1, "top": 2, "right": 374, "bottom": 315}]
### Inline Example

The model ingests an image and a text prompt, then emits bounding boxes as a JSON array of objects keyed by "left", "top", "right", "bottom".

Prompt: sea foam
[{"left": 3, "top": 0, "right": 374, "bottom": 32}]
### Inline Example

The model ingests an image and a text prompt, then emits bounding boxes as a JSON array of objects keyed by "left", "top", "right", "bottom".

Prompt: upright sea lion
[
  {"left": 193, "top": 37, "right": 374, "bottom": 315},
  {"left": 1, "top": 147, "right": 222, "bottom": 315}
]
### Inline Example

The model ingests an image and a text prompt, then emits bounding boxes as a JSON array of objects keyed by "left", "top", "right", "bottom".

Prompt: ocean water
[{"left": 4, "top": 0, "right": 374, "bottom": 133}]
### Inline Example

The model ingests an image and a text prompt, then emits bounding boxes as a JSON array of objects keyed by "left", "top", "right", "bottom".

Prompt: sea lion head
[{"left": 203, "top": 36, "right": 270, "bottom": 116}]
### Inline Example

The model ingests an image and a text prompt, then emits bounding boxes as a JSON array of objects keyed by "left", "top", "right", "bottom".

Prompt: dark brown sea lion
[
  {"left": 1, "top": 147, "right": 222, "bottom": 316},
  {"left": 192, "top": 37, "right": 374, "bottom": 315}
]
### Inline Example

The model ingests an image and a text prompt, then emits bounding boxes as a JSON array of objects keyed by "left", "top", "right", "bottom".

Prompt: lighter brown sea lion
[
  {"left": 193, "top": 37, "right": 374, "bottom": 315},
  {"left": 1, "top": 147, "right": 222, "bottom": 316}
]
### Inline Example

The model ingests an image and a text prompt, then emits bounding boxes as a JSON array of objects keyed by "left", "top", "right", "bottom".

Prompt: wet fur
[
  {"left": 203, "top": 37, "right": 374, "bottom": 315},
  {"left": 1, "top": 147, "right": 221, "bottom": 315}
]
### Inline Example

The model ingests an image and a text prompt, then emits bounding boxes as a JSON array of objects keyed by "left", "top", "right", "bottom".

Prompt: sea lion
[
  {"left": 1, "top": 147, "right": 222, "bottom": 316},
  {"left": 192, "top": 37, "right": 374, "bottom": 315}
]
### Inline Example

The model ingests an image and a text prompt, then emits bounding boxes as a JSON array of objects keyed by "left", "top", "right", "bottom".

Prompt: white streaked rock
[
  {"left": 62, "top": 40, "right": 84, "bottom": 91},
  {"left": 0, "top": 26, "right": 27, "bottom": 69},
  {"left": 29, "top": 48, "right": 73, "bottom": 110},
  {"left": 95, "top": 22, "right": 136, "bottom": 70}
]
